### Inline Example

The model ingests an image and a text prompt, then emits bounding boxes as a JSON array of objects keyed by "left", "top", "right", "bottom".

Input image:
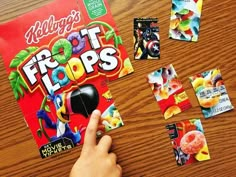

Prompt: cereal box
[{"left": 0, "top": 0, "right": 133, "bottom": 158}]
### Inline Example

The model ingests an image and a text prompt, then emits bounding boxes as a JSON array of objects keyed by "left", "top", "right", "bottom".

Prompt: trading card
[
  {"left": 189, "top": 68, "right": 234, "bottom": 118},
  {"left": 147, "top": 64, "right": 191, "bottom": 119},
  {"left": 134, "top": 18, "right": 160, "bottom": 59},
  {"left": 166, "top": 119, "right": 210, "bottom": 166},
  {"left": 169, "top": 0, "right": 203, "bottom": 42}
]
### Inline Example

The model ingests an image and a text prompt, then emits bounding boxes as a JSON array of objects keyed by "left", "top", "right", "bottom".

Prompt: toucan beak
[
  {"left": 66, "top": 84, "right": 99, "bottom": 118},
  {"left": 57, "top": 94, "right": 70, "bottom": 123}
]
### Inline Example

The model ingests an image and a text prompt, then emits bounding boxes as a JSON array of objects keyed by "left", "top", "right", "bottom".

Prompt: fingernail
[{"left": 92, "top": 109, "right": 101, "bottom": 117}]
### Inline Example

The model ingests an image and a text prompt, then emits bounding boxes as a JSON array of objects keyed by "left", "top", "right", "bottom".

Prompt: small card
[
  {"left": 189, "top": 68, "right": 234, "bottom": 118},
  {"left": 169, "top": 0, "right": 203, "bottom": 42},
  {"left": 166, "top": 119, "right": 210, "bottom": 166},
  {"left": 134, "top": 18, "right": 160, "bottom": 59},
  {"left": 147, "top": 64, "right": 191, "bottom": 119}
]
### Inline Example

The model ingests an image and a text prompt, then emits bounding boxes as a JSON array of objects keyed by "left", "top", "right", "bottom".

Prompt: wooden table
[{"left": 1, "top": 0, "right": 236, "bottom": 176}]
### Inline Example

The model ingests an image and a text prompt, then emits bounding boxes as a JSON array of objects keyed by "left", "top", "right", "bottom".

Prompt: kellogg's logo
[{"left": 25, "top": 10, "right": 81, "bottom": 44}]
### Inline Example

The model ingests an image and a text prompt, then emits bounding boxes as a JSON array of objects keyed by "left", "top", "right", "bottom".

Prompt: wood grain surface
[{"left": 0, "top": 0, "right": 236, "bottom": 176}]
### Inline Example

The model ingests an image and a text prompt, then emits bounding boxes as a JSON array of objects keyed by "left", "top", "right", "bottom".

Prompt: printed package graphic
[
  {"left": 166, "top": 119, "right": 210, "bottom": 166},
  {"left": 0, "top": 0, "right": 134, "bottom": 158},
  {"left": 189, "top": 68, "right": 234, "bottom": 118},
  {"left": 169, "top": 0, "right": 203, "bottom": 42},
  {"left": 147, "top": 64, "right": 192, "bottom": 119},
  {"left": 134, "top": 18, "right": 160, "bottom": 59}
]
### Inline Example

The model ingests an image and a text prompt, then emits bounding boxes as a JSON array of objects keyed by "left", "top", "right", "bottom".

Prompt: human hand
[{"left": 70, "top": 110, "right": 122, "bottom": 177}]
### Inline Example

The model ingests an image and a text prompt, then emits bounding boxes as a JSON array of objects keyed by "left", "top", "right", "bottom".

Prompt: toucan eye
[{"left": 56, "top": 97, "right": 62, "bottom": 108}]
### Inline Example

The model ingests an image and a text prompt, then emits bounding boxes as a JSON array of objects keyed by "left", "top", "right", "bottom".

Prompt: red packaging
[{"left": 0, "top": 0, "right": 133, "bottom": 158}]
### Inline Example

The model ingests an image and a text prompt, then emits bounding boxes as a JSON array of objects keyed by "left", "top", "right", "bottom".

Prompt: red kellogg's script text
[{"left": 25, "top": 10, "right": 81, "bottom": 44}]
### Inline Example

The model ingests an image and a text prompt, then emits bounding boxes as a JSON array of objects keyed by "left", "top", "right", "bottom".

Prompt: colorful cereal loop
[
  {"left": 52, "top": 38, "right": 72, "bottom": 64},
  {"left": 52, "top": 66, "right": 70, "bottom": 86}
]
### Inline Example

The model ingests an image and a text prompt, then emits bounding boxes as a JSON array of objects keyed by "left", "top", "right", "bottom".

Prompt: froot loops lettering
[{"left": 20, "top": 26, "right": 119, "bottom": 94}]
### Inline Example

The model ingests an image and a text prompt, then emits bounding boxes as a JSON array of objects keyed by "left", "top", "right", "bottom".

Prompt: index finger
[{"left": 83, "top": 109, "right": 101, "bottom": 148}]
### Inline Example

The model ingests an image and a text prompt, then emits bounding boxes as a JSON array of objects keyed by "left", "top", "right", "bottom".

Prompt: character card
[
  {"left": 134, "top": 18, "right": 160, "bottom": 59},
  {"left": 0, "top": 0, "right": 131, "bottom": 158},
  {"left": 166, "top": 119, "right": 210, "bottom": 166},
  {"left": 147, "top": 64, "right": 192, "bottom": 119},
  {"left": 169, "top": 0, "right": 203, "bottom": 42},
  {"left": 189, "top": 68, "right": 234, "bottom": 118}
]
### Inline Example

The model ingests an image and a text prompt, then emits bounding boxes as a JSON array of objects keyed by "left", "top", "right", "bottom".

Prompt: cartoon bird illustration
[{"left": 37, "top": 84, "right": 99, "bottom": 144}]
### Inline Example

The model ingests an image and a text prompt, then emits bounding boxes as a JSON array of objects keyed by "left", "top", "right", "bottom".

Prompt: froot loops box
[
  {"left": 166, "top": 119, "right": 210, "bottom": 166},
  {"left": 169, "top": 0, "right": 203, "bottom": 42},
  {"left": 0, "top": 0, "right": 133, "bottom": 158},
  {"left": 147, "top": 64, "right": 192, "bottom": 119},
  {"left": 189, "top": 68, "right": 234, "bottom": 118}
]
